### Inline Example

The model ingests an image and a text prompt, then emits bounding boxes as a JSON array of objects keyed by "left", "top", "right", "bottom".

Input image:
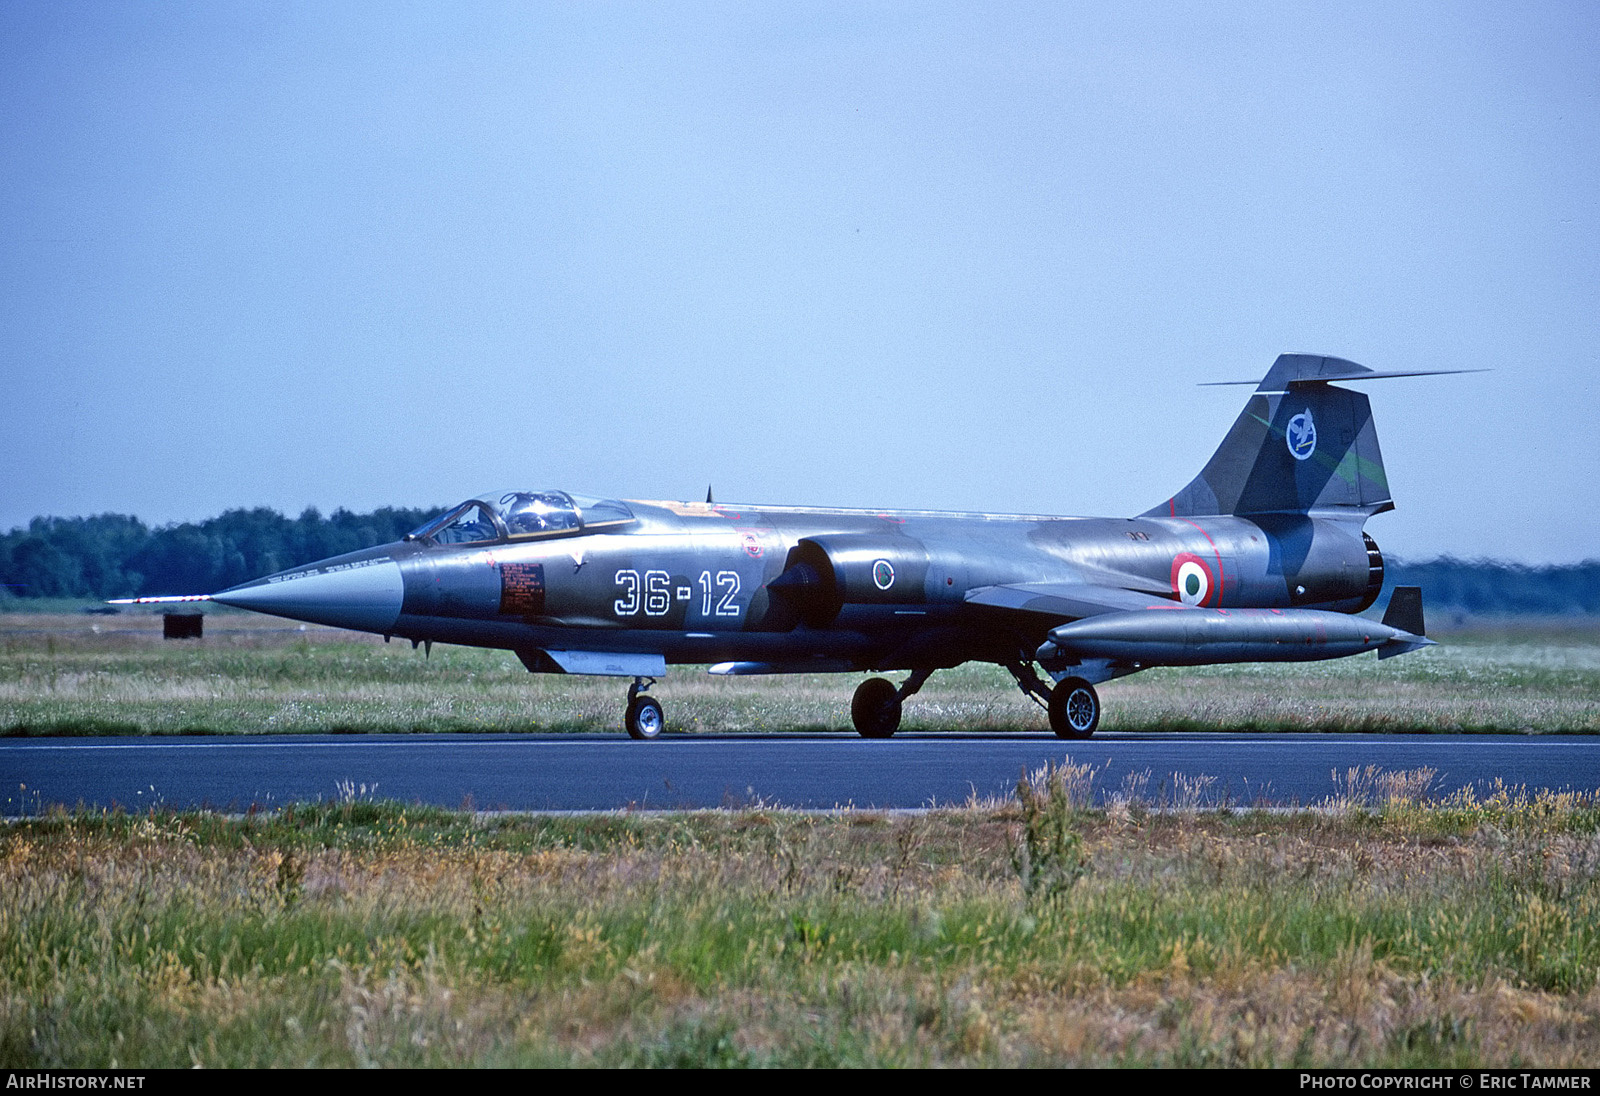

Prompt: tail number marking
[
  {"left": 698, "top": 570, "right": 742, "bottom": 617},
  {"left": 613, "top": 568, "right": 740, "bottom": 618}
]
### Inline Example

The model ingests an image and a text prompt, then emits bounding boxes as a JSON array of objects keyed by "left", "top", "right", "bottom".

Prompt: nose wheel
[
  {"left": 624, "top": 678, "right": 664, "bottom": 740},
  {"left": 1048, "top": 677, "right": 1099, "bottom": 739}
]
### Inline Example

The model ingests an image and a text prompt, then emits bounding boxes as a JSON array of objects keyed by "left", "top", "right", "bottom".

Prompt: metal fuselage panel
[{"left": 367, "top": 500, "right": 1377, "bottom": 671}]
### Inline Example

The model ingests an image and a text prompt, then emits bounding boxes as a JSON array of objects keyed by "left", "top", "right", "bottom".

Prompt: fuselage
[{"left": 212, "top": 495, "right": 1384, "bottom": 675}]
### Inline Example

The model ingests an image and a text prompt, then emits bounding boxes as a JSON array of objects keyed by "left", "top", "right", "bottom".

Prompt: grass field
[
  {"left": 6, "top": 777, "right": 1600, "bottom": 1067},
  {"left": 2, "top": 610, "right": 1597, "bottom": 736}
]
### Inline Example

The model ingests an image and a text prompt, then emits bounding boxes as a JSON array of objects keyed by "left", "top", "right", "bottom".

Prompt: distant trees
[
  {"left": 0, "top": 514, "right": 151, "bottom": 599},
  {"left": 1, "top": 508, "right": 1597, "bottom": 614},
  {"left": 1384, "top": 558, "right": 1600, "bottom": 617},
  {"left": 0, "top": 506, "right": 438, "bottom": 600}
]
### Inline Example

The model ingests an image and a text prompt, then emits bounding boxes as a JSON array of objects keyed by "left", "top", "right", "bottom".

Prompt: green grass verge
[
  {"left": 5, "top": 773, "right": 1600, "bottom": 1067},
  {"left": 3, "top": 613, "right": 1598, "bottom": 735}
]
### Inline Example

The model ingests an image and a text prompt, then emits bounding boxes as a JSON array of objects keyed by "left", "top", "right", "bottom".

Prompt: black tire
[
  {"left": 851, "top": 676, "right": 901, "bottom": 738},
  {"left": 1048, "top": 677, "right": 1099, "bottom": 739},
  {"left": 625, "top": 695, "right": 665, "bottom": 740}
]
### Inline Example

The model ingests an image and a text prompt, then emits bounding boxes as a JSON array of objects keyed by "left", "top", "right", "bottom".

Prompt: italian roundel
[{"left": 1170, "top": 552, "right": 1215, "bottom": 606}]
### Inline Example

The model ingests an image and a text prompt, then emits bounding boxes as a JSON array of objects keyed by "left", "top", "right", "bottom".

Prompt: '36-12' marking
[{"left": 614, "top": 570, "right": 739, "bottom": 618}]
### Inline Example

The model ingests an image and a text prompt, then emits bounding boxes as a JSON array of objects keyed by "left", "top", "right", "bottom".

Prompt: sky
[{"left": 2, "top": 2, "right": 1596, "bottom": 563}]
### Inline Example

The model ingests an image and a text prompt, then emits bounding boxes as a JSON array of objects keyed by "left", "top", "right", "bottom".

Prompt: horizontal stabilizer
[{"left": 1201, "top": 368, "right": 1487, "bottom": 388}]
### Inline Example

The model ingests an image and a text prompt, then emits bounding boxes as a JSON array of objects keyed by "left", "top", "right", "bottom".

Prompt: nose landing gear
[{"left": 624, "top": 677, "right": 664, "bottom": 740}]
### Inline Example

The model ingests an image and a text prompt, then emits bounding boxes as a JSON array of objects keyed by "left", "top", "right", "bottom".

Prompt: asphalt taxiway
[{"left": 3, "top": 732, "right": 1596, "bottom": 814}]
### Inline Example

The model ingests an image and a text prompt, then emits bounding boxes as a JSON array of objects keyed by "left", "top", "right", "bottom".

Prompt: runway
[{"left": 3, "top": 732, "right": 1598, "bottom": 814}]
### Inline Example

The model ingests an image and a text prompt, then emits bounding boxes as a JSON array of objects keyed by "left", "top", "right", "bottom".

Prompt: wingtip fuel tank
[{"left": 1035, "top": 586, "right": 1433, "bottom": 667}]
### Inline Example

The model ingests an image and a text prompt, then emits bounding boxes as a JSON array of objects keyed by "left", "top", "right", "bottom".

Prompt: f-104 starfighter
[{"left": 117, "top": 354, "right": 1451, "bottom": 739}]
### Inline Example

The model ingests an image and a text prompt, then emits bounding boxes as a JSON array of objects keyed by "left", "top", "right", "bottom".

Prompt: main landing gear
[
  {"left": 851, "top": 668, "right": 934, "bottom": 738},
  {"left": 1004, "top": 661, "right": 1100, "bottom": 739},
  {"left": 624, "top": 677, "right": 664, "bottom": 740}
]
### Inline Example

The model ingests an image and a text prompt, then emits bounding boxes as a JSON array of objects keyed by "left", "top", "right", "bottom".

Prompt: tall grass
[{"left": 5, "top": 772, "right": 1600, "bottom": 1066}]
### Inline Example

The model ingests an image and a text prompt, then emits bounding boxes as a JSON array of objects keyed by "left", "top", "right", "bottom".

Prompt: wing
[
  {"left": 963, "top": 581, "right": 1173, "bottom": 623},
  {"left": 960, "top": 582, "right": 1181, "bottom": 683}
]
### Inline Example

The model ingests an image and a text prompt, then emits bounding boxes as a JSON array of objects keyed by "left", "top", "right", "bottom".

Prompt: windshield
[
  {"left": 407, "top": 490, "right": 633, "bottom": 544},
  {"left": 410, "top": 502, "right": 501, "bottom": 544}
]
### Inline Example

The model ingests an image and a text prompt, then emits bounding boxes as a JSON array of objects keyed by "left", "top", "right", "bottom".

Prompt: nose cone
[{"left": 212, "top": 553, "right": 404, "bottom": 633}]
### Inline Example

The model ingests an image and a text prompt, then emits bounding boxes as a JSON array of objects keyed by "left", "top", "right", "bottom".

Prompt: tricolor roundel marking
[{"left": 1171, "top": 552, "right": 1215, "bottom": 606}]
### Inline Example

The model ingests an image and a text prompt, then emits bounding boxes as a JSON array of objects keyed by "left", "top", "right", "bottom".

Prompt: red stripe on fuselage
[{"left": 1179, "top": 519, "right": 1226, "bottom": 606}]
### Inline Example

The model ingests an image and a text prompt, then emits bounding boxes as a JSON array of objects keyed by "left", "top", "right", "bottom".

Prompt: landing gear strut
[
  {"left": 624, "top": 677, "right": 664, "bottom": 740},
  {"left": 851, "top": 669, "right": 933, "bottom": 738},
  {"left": 1004, "top": 660, "right": 1054, "bottom": 707},
  {"left": 1007, "top": 660, "right": 1101, "bottom": 738},
  {"left": 1048, "top": 677, "right": 1100, "bottom": 739}
]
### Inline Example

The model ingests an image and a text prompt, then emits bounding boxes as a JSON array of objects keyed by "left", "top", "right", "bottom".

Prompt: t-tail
[
  {"left": 1138, "top": 351, "right": 1477, "bottom": 625},
  {"left": 1146, "top": 354, "right": 1414, "bottom": 520}
]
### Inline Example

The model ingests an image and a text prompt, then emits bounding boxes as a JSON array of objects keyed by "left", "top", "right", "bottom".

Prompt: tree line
[
  {"left": 1378, "top": 557, "right": 1600, "bottom": 617},
  {"left": 0, "top": 507, "right": 439, "bottom": 600},
  {"left": 1, "top": 508, "right": 1596, "bottom": 614}
]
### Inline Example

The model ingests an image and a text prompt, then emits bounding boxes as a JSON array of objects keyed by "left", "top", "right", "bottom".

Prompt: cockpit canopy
[{"left": 407, "top": 490, "right": 634, "bottom": 545}]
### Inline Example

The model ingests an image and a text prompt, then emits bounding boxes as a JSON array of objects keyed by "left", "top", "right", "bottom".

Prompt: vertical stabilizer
[{"left": 1146, "top": 354, "right": 1393, "bottom": 518}]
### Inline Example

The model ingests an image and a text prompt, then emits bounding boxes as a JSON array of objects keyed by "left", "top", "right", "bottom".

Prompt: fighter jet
[{"left": 116, "top": 354, "right": 1452, "bottom": 739}]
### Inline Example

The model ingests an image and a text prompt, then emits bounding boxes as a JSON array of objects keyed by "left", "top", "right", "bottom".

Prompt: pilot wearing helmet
[{"left": 500, "top": 491, "right": 579, "bottom": 536}]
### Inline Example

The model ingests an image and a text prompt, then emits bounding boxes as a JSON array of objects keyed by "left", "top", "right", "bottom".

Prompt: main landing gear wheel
[
  {"left": 851, "top": 676, "right": 902, "bottom": 738},
  {"left": 1048, "top": 677, "right": 1100, "bottom": 739}
]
